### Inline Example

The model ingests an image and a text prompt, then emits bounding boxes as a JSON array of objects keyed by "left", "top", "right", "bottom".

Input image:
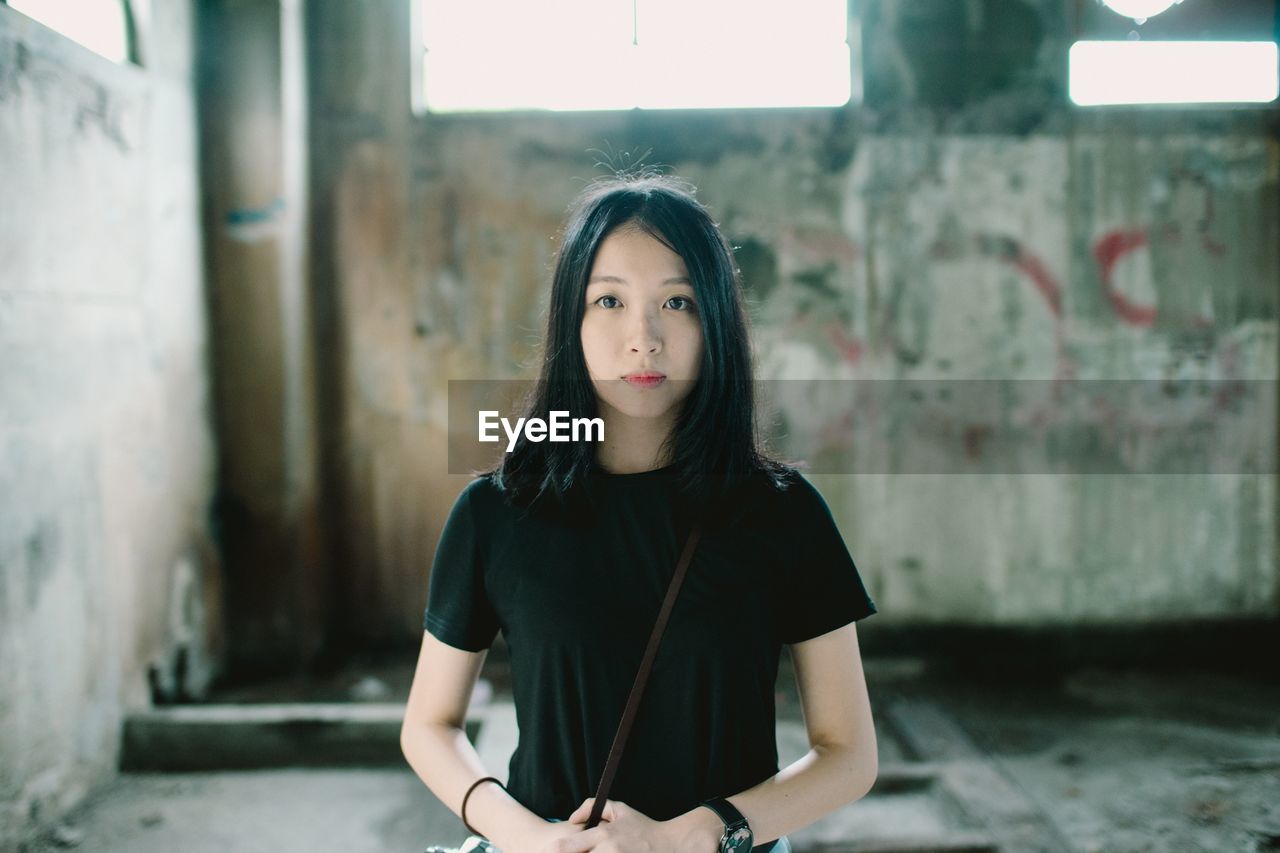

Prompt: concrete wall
[
  {"left": 310, "top": 0, "right": 1277, "bottom": 639},
  {"left": 0, "top": 2, "right": 220, "bottom": 844}
]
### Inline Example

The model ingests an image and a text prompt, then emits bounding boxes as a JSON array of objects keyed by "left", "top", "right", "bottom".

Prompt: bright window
[
  {"left": 1069, "top": 40, "right": 1279, "bottom": 106},
  {"left": 8, "top": 0, "right": 134, "bottom": 64},
  {"left": 414, "top": 0, "right": 853, "bottom": 113}
]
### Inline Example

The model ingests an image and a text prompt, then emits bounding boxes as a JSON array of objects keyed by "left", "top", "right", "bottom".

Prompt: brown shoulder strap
[{"left": 584, "top": 522, "right": 704, "bottom": 830}]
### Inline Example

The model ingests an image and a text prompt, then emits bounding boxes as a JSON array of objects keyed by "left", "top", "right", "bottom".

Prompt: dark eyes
[{"left": 592, "top": 295, "right": 695, "bottom": 311}]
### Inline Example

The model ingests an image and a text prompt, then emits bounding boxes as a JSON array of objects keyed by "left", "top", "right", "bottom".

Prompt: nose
[{"left": 627, "top": 308, "right": 662, "bottom": 355}]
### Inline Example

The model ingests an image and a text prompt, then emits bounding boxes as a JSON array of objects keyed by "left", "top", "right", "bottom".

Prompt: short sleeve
[
  {"left": 775, "top": 475, "right": 877, "bottom": 645},
  {"left": 423, "top": 479, "right": 501, "bottom": 652}
]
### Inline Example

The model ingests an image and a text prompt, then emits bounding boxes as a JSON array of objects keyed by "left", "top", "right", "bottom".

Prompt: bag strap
[{"left": 585, "top": 520, "right": 704, "bottom": 830}]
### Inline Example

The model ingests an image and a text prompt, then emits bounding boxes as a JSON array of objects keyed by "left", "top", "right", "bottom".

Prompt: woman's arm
[
  {"left": 665, "top": 620, "right": 879, "bottom": 849},
  {"left": 400, "top": 630, "right": 556, "bottom": 852}
]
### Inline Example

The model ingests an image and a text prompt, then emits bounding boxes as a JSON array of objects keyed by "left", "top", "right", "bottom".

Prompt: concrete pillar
[
  {"left": 307, "top": 0, "right": 424, "bottom": 651},
  {"left": 197, "top": 0, "right": 323, "bottom": 674}
]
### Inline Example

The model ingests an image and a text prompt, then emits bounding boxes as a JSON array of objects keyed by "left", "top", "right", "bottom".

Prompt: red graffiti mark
[
  {"left": 927, "top": 232, "right": 1078, "bottom": 381},
  {"left": 932, "top": 234, "right": 1066, "bottom": 319},
  {"left": 1093, "top": 228, "right": 1158, "bottom": 326},
  {"left": 977, "top": 235, "right": 1064, "bottom": 319},
  {"left": 996, "top": 236, "right": 1077, "bottom": 384},
  {"left": 980, "top": 234, "right": 1078, "bottom": 381},
  {"left": 1093, "top": 226, "right": 1220, "bottom": 328},
  {"left": 1011, "top": 253, "right": 1062, "bottom": 319},
  {"left": 824, "top": 323, "right": 865, "bottom": 365}
]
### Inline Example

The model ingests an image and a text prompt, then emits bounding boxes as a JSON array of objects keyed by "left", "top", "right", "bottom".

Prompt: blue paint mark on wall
[{"left": 224, "top": 198, "right": 285, "bottom": 225}]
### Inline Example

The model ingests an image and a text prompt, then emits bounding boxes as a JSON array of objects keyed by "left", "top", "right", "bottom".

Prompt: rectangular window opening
[
  {"left": 1069, "top": 40, "right": 1279, "bottom": 106},
  {"left": 413, "top": 0, "right": 855, "bottom": 115}
]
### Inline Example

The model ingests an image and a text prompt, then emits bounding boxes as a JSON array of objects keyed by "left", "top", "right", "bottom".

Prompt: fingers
[
  {"left": 568, "top": 797, "right": 625, "bottom": 823},
  {"left": 552, "top": 800, "right": 634, "bottom": 852},
  {"left": 545, "top": 827, "right": 597, "bottom": 853},
  {"left": 566, "top": 798, "right": 593, "bottom": 824}
]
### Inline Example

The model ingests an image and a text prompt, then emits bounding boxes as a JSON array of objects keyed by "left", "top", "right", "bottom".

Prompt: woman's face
[{"left": 580, "top": 224, "right": 704, "bottom": 422}]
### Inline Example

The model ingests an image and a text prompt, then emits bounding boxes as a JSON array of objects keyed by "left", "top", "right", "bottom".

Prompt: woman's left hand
[{"left": 554, "top": 798, "right": 681, "bottom": 852}]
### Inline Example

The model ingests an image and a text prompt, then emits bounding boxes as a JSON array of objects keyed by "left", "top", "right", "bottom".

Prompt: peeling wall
[
  {"left": 0, "top": 3, "right": 219, "bottom": 844},
  {"left": 308, "top": 0, "right": 1278, "bottom": 642}
]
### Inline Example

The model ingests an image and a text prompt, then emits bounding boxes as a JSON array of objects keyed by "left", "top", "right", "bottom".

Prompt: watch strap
[{"left": 700, "top": 796, "right": 751, "bottom": 845}]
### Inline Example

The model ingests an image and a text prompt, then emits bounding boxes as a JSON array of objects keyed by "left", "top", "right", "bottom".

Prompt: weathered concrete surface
[
  {"left": 19, "top": 769, "right": 460, "bottom": 853},
  {"left": 0, "top": 2, "right": 219, "bottom": 847},
  {"left": 304, "top": 0, "right": 1279, "bottom": 641},
  {"left": 23, "top": 657, "right": 1280, "bottom": 852},
  {"left": 898, "top": 669, "right": 1280, "bottom": 853}
]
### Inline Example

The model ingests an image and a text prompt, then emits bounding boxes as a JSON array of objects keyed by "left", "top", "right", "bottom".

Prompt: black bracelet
[{"left": 462, "top": 776, "right": 506, "bottom": 837}]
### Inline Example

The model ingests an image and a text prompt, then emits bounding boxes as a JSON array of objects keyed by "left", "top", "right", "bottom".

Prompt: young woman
[{"left": 401, "top": 172, "right": 879, "bottom": 853}]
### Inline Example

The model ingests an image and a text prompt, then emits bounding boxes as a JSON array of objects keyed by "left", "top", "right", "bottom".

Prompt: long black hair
[{"left": 480, "top": 170, "right": 796, "bottom": 527}]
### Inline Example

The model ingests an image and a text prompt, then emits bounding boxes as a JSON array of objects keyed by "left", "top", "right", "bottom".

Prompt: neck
[{"left": 593, "top": 403, "right": 677, "bottom": 474}]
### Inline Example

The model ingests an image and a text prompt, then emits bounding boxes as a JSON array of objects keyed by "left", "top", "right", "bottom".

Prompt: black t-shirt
[{"left": 423, "top": 462, "right": 877, "bottom": 848}]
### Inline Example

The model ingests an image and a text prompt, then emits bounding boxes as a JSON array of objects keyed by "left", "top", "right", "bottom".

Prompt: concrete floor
[
  {"left": 887, "top": 666, "right": 1280, "bottom": 853},
  {"left": 19, "top": 655, "right": 1280, "bottom": 853}
]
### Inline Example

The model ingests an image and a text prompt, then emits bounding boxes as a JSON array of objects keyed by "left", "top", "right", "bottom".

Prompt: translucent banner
[{"left": 447, "top": 379, "right": 1277, "bottom": 476}]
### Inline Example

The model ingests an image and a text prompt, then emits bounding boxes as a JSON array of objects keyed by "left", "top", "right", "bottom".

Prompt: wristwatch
[{"left": 699, "top": 796, "right": 753, "bottom": 852}]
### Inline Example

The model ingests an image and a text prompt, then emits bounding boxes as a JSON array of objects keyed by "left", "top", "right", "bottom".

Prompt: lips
[{"left": 623, "top": 372, "right": 666, "bottom": 388}]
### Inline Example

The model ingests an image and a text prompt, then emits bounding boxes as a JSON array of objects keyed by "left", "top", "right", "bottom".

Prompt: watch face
[{"left": 724, "top": 826, "right": 753, "bottom": 852}]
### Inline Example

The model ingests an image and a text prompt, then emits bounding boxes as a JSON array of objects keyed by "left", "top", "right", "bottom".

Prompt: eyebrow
[{"left": 587, "top": 275, "right": 692, "bottom": 286}]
